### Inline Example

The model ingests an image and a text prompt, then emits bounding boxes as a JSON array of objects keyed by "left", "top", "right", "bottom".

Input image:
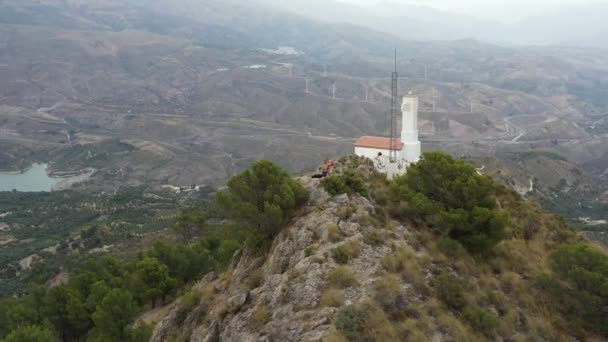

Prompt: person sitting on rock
[{"left": 312, "top": 159, "right": 334, "bottom": 178}]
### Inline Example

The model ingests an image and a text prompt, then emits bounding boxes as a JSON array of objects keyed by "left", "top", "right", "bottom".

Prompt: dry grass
[
  {"left": 320, "top": 289, "right": 344, "bottom": 307},
  {"left": 246, "top": 269, "right": 264, "bottom": 290},
  {"left": 381, "top": 247, "right": 425, "bottom": 289},
  {"left": 250, "top": 304, "right": 270, "bottom": 329},
  {"left": 327, "top": 223, "right": 342, "bottom": 242},
  {"left": 331, "top": 239, "right": 362, "bottom": 264},
  {"left": 360, "top": 301, "right": 398, "bottom": 341},
  {"left": 324, "top": 329, "right": 348, "bottom": 342},
  {"left": 337, "top": 206, "right": 354, "bottom": 220},
  {"left": 363, "top": 229, "right": 385, "bottom": 246},
  {"left": 397, "top": 319, "right": 430, "bottom": 342},
  {"left": 435, "top": 311, "right": 479, "bottom": 342},
  {"left": 329, "top": 266, "right": 357, "bottom": 288},
  {"left": 373, "top": 273, "right": 401, "bottom": 309}
]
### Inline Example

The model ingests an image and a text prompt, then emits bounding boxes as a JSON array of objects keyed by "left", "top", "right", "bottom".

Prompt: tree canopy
[
  {"left": 217, "top": 159, "right": 309, "bottom": 239},
  {"left": 131, "top": 257, "right": 176, "bottom": 307},
  {"left": 2, "top": 325, "right": 55, "bottom": 342},
  {"left": 91, "top": 289, "right": 138, "bottom": 341},
  {"left": 544, "top": 243, "right": 608, "bottom": 336},
  {"left": 391, "top": 152, "right": 507, "bottom": 256},
  {"left": 172, "top": 209, "right": 207, "bottom": 243}
]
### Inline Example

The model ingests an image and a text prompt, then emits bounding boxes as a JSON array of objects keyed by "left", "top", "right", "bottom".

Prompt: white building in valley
[{"left": 354, "top": 92, "right": 421, "bottom": 177}]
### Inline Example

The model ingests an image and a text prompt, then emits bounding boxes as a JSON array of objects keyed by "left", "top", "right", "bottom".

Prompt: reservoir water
[{"left": 0, "top": 164, "right": 61, "bottom": 192}]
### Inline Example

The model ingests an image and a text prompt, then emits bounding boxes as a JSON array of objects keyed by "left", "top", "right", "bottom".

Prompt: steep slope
[{"left": 149, "top": 156, "right": 603, "bottom": 341}]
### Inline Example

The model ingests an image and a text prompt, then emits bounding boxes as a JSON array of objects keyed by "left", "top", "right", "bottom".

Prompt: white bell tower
[{"left": 400, "top": 92, "right": 421, "bottom": 163}]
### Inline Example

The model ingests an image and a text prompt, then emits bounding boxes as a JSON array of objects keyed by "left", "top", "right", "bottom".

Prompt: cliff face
[{"left": 149, "top": 159, "right": 592, "bottom": 342}]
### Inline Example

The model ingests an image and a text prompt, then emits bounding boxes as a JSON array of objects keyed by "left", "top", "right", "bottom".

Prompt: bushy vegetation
[
  {"left": 0, "top": 186, "right": 220, "bottom": 296},
  {"left": 1, "top": 325, "right": 55, "bottom": 342},
  {"left": 335, "top": 305, "right": 366, "bottom": 340},
  {"left": 391, "top": 152, "right": 507, "bottom": 256},
  {"left": 435, "top": 274, "right": 467, "bottom": 311},
  {"left": 0, "top": 159, "right": 306, "bottom": 341},
  {"left": 0, "top": 218, "right": 248, "bottom": 341},
  {"left": 321, "top": 170, "right": 369, "bottom": 197},
  {"left": 217, "top": 159, "right": 308, "bottom": 240},
  {"left": 434, "top": 273, "right": 498, "bottom": 336},
  {"left": 536, "top": 243, "right": 608, "bottom": 336},
  {"left": 334, "top": 302, "right": 397, "bottom": 341},
  {"left": 320, "top": 289, "right": 345, "bottom": 307},
  {"left": 329, "top": 266, "right": 357, "bottom": 288},
  {"left": 331, "top": 240, "right": 362, "bottom": 264}
]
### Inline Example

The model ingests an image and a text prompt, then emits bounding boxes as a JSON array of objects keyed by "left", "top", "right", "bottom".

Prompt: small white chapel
[{"left": 354, "top": 92, "right": 421, "bottom": 177}]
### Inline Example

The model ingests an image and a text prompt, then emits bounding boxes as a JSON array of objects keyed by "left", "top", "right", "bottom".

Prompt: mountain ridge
[{"left": 146, "top": 155, "right": 607, "bottom": 341}]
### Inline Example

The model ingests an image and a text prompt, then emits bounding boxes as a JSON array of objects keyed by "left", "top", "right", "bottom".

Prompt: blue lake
[{"left": 0, "top": 164, "right": 61, "bottom": 192}]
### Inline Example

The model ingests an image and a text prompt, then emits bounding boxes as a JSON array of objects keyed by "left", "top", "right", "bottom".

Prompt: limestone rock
[
  {"left": 191, "top": 319, "right": 220, "bottom": 342},
  {"left": 174, "top": 171, "right": 414, "bottom": 342},
  {"left": 149, "top": 305, "right": 179, "bottom": 342},
  {"left": 227, "top": 290, "right": 248, "bottom": 313},
  {"left": 333, "top": 193, "right": 349, "bottom": 204}
]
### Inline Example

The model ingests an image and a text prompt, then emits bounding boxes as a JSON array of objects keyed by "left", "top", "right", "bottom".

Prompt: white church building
[{"left": 354, "top": 92, "right": 421, "bottom": 177}]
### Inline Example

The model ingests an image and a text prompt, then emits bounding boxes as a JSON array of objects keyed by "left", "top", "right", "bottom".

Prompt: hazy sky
[{"left": 341, "top": 0, "right": 605, "bottom": 21}]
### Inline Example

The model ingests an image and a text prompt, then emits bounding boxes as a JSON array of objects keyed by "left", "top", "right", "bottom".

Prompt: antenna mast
[{"left": 389, "top": 49, "right": 399, "bottom": 163}]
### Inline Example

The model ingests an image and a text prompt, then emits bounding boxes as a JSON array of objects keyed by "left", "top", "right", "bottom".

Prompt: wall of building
[
  {"left": 354, "top": 146, "right": 391, "bottom": 160},
  {"left": 401, "top": 141, "right": 421, "bottom": 163}
]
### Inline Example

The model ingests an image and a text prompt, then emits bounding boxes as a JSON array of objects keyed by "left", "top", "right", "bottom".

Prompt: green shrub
[
  {"left": 329, "top": 266, "right": 357, "bottom": 288},
  {"left": 536, "top": 243, "right": 608, "bottom": 336},
  {"left": 438, "top": 207, "right": 507, "bottom": 257},
  {"left": 335, "top": 302, "right": 397, "bottom": 341},
  {"left": 331, "top": 240, "right": 362, "bottom": 264},
  {"left": 304, "top": 246, "right": 318, "bottom": 257},
  {"left": 436, "top": 238, "right": 466, "bottom": 258},
  {"left": 363, "top": 229, "right": 384, "bottom": 246},
  {"left": 335, "top": 306, "right": 366, "bottom": 340},
  {"left": 435, "top": 274, "right": 467, "bottom": 311},
  {"left": 391, "top": 152, "right": 507, "bottom": 256},
  {"left": 322, "top": 170, "right": 369, "bottom": 197},
  {"left": 179, "top": 289, "right": 201, "bottom": 312},
  {"left": 462, "top": 305, "right": 498, "bottom": 336}
]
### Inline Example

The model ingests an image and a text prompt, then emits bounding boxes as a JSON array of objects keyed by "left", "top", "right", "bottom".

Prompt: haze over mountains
[{"left": 257, "top": 0, "right": 608, "bottom": 47}]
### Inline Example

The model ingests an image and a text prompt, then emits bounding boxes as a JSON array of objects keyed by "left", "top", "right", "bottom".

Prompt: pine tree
[{"left": 217, "top": 159, "right": 308, "bottom": 239}]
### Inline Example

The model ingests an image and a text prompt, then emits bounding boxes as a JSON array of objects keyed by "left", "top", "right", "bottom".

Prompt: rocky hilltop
[{"left": 149, "top": 156, "right": 605, "bottom": 342}]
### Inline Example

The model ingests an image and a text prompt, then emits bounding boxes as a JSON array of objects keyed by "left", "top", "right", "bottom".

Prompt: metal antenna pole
[
  {"left": 389, "top": 49, "right": 399, "bottom": 163},
  {"left": 332, "top": 83, "right": 336, "bottom": 99}
]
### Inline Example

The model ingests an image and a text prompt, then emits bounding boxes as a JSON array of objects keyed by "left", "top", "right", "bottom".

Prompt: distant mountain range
[{"left": 256, "top": 0, "right": 608, "bottom": 48}]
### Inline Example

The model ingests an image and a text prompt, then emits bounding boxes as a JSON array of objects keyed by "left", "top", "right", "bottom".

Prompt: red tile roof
[{"left": 355, "top": 136, "right": 404, "bottom": 150}]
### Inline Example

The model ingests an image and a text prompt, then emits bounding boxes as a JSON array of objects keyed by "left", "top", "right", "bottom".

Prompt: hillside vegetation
[{"left": 1, "top": 153, "right": 607, "bottom": 341}]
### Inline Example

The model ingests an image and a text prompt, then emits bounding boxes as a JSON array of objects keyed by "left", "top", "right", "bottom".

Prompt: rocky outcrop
[{"left": 149, "top": 166, "right": 419, "bottom": 342}]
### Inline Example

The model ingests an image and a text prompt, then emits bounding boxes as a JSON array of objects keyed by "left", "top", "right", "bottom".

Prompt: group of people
[{"left": 312, "top": 159, "right": 335, "bottom": 178}]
